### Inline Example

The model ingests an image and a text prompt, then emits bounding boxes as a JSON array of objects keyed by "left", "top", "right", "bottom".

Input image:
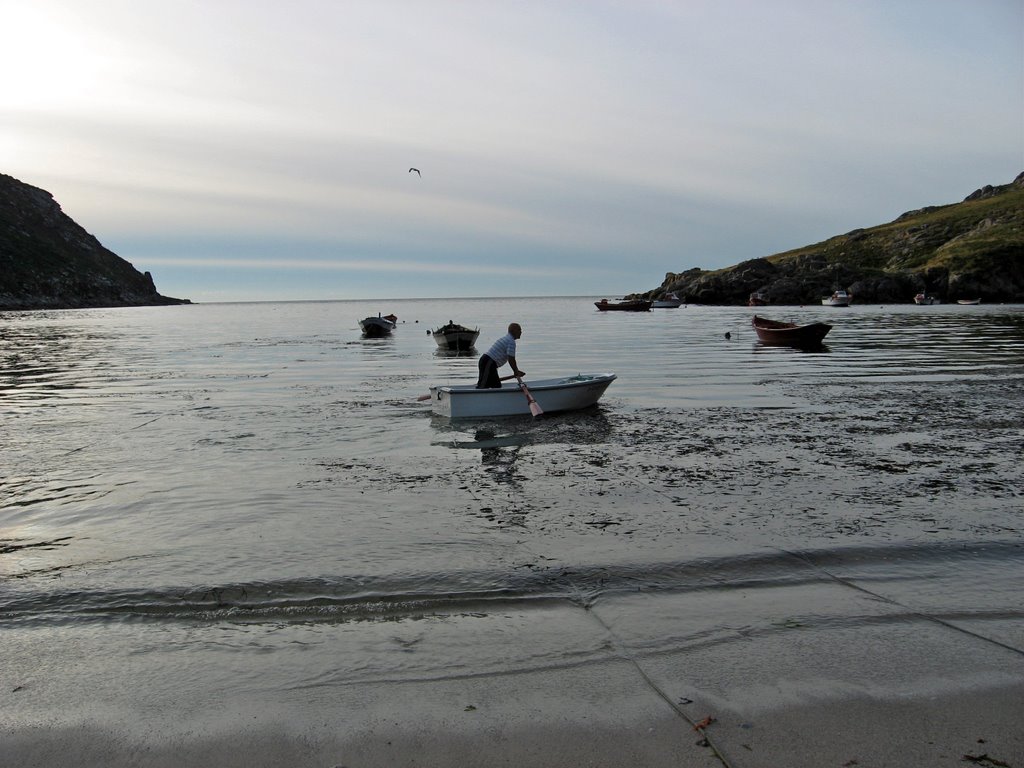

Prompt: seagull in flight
[{"left": 409, "top": 167, "right": 421, "bottom": 177}]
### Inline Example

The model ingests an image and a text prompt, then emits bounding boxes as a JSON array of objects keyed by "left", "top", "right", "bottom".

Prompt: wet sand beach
[{"left": 5, "top": 580, "right": 1023, "bottom": 767}]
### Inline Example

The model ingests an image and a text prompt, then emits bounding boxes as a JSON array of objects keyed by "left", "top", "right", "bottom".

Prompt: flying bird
[{"left": 409, "top": 168, "right": 421, "bottom": 177}]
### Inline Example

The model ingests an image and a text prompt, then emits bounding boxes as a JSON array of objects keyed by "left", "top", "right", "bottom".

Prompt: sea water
[{"left": 2, "top": 298, "right": 1022, "bottom": 714}]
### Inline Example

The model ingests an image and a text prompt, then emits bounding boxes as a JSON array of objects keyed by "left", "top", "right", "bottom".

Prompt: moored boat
[
  {"left": 821, "top": 289, "right": 851, "bottom": 307},
  {"left": 432, "top": 321, "right": 480, "bottom": 350},
  {"left": 752, "top": 315, "right": 832, "bottom": 347},
  {"left": 914, "top": 293, "right": 940, "bottom": 305},
  {"left": 359, "top": 314, "right": 396, "bottom": 337},
  {"left": 651, "top": 293, "right": 682, "bottom": 308},
  {"left": 748, "top": 292, "right": 769, "bottom": 307},
  {"left": 957, "top": 298, "right": 982, "bottom": 305},
  {"left": 428, "top": 373, "right": 617, "bottom": 418},
  {"left": 595, "top": 298, "right": 652, "bottom": 311}
]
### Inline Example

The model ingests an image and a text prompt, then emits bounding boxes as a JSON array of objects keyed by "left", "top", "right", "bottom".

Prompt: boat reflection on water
[
  {"left": 432, "top": 346, "right": 477, "bottom": 359},
  {"left": 752, "top": 341, "right": 832, "bottom": 354},
  {"left": 429, "top": 408, "right": 614, "bottom": 455}
]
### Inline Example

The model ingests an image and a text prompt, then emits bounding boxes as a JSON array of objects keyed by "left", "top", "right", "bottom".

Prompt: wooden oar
[
  {"left": 515, "top": 375, "right": 544, "bottom": 417},
  {"left": 416, "top": 374, "right": 518, "bottom": 401}
]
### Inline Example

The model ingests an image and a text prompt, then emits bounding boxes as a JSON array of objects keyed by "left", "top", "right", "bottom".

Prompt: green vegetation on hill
[{"left": 644, "top": 173, "right": 1024, "bottom": 305}]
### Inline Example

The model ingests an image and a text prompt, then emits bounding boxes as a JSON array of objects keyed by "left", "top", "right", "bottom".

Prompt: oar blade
[{"left": 515, "top": 375, "right": 544, "bottom": 417}]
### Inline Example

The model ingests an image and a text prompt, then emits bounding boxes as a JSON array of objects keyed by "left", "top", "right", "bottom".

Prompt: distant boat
[
  {"left": 748, "top": 292, "right": 769, "bottom": 307},
  {"left": 651, "top": 292, "right": 682, "bottom": 308},
  {"left": 752, "top": 315, "right": 832, "bottom": 347},
  {"left": 914, "top": 293, "right": 940, "bottom": 305},
  {"left": 432, "top": 321, "right": 480, "bottom": 350},
  {"left": 822, "top": 289, "right": 851, "bottom": 307},
  {"left": 428, "top": 373, "right": 617, "bottom": 418},
  {"left": 957, "top": 298, "right": 982, "bottom": 305},
  {"left": 595, "top": 298, "right": 652, "bottom": 312},
  {"left": 360, "top": 314, "right": 396, "bottom": 337}
]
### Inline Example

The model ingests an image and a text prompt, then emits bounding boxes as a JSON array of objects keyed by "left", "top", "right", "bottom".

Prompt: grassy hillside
[{"left": 646, "top": 173, "right": 1024, "bottom": 305}]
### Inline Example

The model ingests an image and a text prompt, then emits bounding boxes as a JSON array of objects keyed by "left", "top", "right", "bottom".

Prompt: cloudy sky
[{"left": 2, "top": 0, "right": 1021, "bottom": 302}]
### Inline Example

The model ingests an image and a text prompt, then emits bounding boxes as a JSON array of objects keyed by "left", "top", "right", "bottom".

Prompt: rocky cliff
[
  {"left": 0, "top": 173, "right": 189, "bottom": 311},
  {"left": 641, "top": 172, "right": 1024, "bottom": 305}
]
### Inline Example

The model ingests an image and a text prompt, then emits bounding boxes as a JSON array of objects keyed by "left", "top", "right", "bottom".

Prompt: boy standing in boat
[{"left": 476, "top": 323, "right": 525, "bottom": 388}]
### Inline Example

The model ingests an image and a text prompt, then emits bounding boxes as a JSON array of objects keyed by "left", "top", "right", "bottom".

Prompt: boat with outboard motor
[
  {"left": 595, "top": 299, "right": 652, "bottom": 312},
  {"left": 822, "top": 290, "right": 851, "bottom": 307},
  {"left": 651, "top": 293, "right": 682, "bottom": 308}
]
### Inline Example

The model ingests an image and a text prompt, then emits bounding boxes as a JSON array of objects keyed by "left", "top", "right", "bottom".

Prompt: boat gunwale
[{"left": 433, "top": 373, "right": 617, "bottom": 396}]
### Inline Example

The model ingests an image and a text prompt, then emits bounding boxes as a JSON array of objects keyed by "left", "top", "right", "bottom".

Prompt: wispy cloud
[
  {"left": 136, "top": 255, "right": 582, "bottom": 278},
  {"left": 3, "top": 0, "right": 1021, "bottom": 301}
]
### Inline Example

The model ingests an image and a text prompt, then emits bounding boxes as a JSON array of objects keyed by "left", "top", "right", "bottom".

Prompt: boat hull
[
  {"left": 651, "top": 293, "right": 682, "bottom": 308},
  {"left": 595, "top": 300, "right": 652, "bottom": 311},
  {"left": 748, "top": 293, "right": 769, "bottom": 307},
  {"left": 432, "top": 324, "right": 480, "bottom": 350},
  {"left": 957, "top": 299, "right": 981, "bottom": 305},
  {"left": 429, "top": 373, "right": 616, "bottom": 418},
  {"left": 360, "top": 317, "right": 395, "bottom": 337},
  {"left": 914, "top": 294, "right": 940, "bottom": 305},
  {"left": 821, "top": 291, "right": 851, "bottom": 307},
  {"left": 752, "top": 315, "right": 831, "bottom": 347}
]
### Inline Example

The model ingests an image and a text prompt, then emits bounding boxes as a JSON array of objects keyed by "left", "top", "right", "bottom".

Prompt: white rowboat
[{"left": 428, "top": 373, "right": 617, "bottom": 418}]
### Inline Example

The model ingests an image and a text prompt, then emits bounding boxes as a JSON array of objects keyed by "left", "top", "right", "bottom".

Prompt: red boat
[
  {"left": 595, "top": 298, "right": 652, "bottom": 312},
  {"left": 752, "top": 315, "right": 831, "bottom": 347}
]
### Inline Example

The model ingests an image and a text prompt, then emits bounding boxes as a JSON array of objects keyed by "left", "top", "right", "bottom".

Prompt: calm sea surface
[{"left": 2, "top": 298, "right": 1023, "bottom": 705}]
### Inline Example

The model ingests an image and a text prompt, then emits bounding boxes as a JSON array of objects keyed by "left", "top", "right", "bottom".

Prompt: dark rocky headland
[
  {"left": 1, "top": 173, "right": 189, "bottom": 311},
  {"left": 638, "top": 172, "right": 1024, "bottom": 305}
]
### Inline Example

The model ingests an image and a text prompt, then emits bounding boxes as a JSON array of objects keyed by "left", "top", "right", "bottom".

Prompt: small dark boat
[
  {"left": 359, "top": 314, "right": 396, "bottom": 337},
  {"left": 752, "top": 315, "right": 831, "bottom": 347},
  {"left": 595, "top": 298, "right": 652, "bottom": 312},
  {"left": 432, "top": 321, "right": 480, "bottom": 351},
  {"left": 748, "top": 292, "right": 769, "bottom": 307}
]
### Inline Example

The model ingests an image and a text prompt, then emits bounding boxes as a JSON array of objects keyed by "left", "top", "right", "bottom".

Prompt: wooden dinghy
[
  {"left": 752, "top": 315, "right": 832, "bottom": 347},
  {"left": 431, "top": 321, "right": 480, "bottom": 350}
]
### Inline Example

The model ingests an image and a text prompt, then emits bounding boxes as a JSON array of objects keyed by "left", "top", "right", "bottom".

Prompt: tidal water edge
[{"left": 2, "top": 298, "right": 1022, "bottom": 760}]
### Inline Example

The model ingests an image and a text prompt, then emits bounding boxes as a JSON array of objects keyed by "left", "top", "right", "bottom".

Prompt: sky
[{"left": 2, "top": 0, "right": 1022, "bottom": 302}]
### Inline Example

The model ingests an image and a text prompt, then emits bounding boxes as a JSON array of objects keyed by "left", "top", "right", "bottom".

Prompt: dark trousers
[{"left": 476, "top": 354, "right": 500, "bottom": 388}]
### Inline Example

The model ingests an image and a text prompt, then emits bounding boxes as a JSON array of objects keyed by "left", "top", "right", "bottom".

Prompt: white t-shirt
[{"left": 486, "top": 333, "right": 517, "bottom": 366}]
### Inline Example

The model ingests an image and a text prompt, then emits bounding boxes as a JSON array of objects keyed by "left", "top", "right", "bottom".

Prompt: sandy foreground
[{"left": 4, "top": 581, "right": 1023, "bottom": 768}]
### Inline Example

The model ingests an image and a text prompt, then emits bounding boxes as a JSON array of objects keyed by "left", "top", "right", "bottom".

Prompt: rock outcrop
[
  {"left": 641, "top": 172, "right": 1024, "bottom": 305},
  {"left": 1, "top": 173, "right": 189, "bottom": 310}
]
